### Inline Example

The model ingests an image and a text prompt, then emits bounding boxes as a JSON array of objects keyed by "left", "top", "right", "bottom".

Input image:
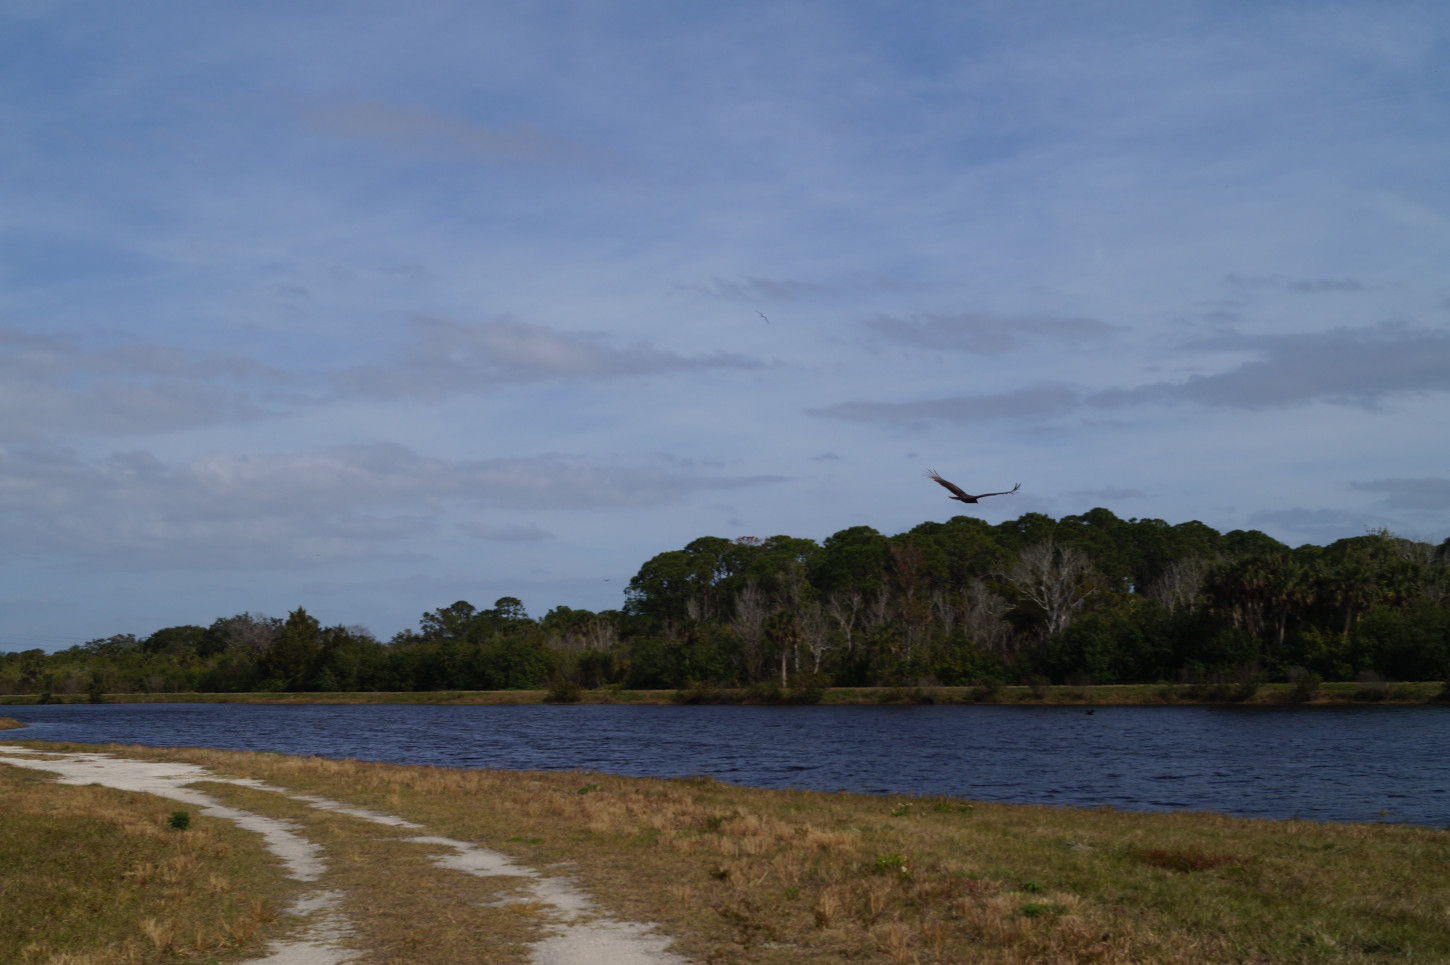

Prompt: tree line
[{"left": 4, "top": 508, "right": 1448, "bottom": 698}]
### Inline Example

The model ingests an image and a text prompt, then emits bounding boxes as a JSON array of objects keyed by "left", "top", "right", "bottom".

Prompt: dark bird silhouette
[
  {"left": 757, "top": 311, "right": 770, "bottom": 324},
  {"left": 924, "top": 470, "right": 1021, "bottom": 504}
]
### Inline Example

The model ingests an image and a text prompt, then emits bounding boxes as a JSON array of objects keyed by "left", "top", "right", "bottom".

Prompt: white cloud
[
  {"left": 864, "top": 312, "right": 1119, "bottom": 355},
  {"left": 332, "top": 317, "right": 764, "bottom": 400},
  {"left": 1092, "top": 322, "right": 1450, "bottom": 410},
  {"left": 0, "top": 443, "right": 783, "bottom": 569},
  {"left": 809, "top": 383, "right": 1081, "bottom": 425},
  {"left": 813, "top": 322, "right": 1450, "bottom": 426},
  {"left": 0, "top": 328, "right": 286, "bottom": 441},
  {"left": 1246, "top": 507, "right": 1391, "bottom": 545},
  {"left": 1349, "top": 477, "right": 1450, "bottom": 511},
  {"left": 458, "top": 521, "right": 555, "bottom": 542}
]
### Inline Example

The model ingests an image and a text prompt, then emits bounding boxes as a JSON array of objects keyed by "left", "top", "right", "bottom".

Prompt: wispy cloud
[
  {"left": 696, "top": 276, "right": 830, "bottom": 301},
  {"left": 0, "top": 328, "right": 285, "bottom": 441},
  {"left": 691, "top": 272, "right": 907, "bottom": 302},
  {"left": 1247, "top": 507, "right": 1388, "bottom": 544},
  {"left": 864, "top": 312, "right": 1119, "bottom": 355},
  {"left": 1071, "top": 486, "right": 1147, "bottom": 501},
  {"left": 810, "top": 383, "right": 1081, "bottom": 425},
  {"left": 0, "top": 443, "right": 784, "bottom": 568},
  {"left": 1093, "top": 322, "right": 1450, "bottom": 410},
  {"left": 1349, "top": 477, "right": 1450, "bottom": 510},
  {"left": 1224, "top": 274, "right": 1366, "bottom": 293},
  {"left": 457, "top": 521, "right": 556, "bottom": 542},
  {"left": 815, "top": 322, "right": 1450, "bottom": 425},
  {"left": 333, "top": 317, "right": 763, "bottom": 400},
  {"left": 302, "top": 101, "right": 581, "bottom": 164}
]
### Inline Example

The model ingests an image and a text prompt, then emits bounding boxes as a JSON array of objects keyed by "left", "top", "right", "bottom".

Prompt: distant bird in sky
[
  {"left": 757, "top": 311, "right": 770, "bottom": 324},
  {"left": 924, "top": 470, "right": 1021, "bottom": 504}
]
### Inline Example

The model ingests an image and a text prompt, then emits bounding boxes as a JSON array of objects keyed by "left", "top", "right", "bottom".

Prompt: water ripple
[{"left": 5, "top": 702, "right": 1448, "bottom": 827}]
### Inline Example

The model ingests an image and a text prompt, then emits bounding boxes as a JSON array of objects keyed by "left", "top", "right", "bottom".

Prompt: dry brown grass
[
  {"left": 0, "top": 763, "right": 293, "bottom": 965},
  {"left": 21, "top": 740, "right": 1436, "bottom": 965},
  {"left": 190, "top": 779, "right": 548, "bottom": 964},
  {"left": 0, "top": 715, "right": 27, "bottom": 729}
]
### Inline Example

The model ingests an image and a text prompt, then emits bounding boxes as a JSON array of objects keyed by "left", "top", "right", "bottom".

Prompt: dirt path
[{"left": 0, "top": 746, "right": 690, "bottom": 965}]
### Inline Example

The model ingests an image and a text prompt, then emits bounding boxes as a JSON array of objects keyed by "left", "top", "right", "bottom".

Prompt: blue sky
[{"left": 3, "top": 0, "right": 1448, "bottom": 651}]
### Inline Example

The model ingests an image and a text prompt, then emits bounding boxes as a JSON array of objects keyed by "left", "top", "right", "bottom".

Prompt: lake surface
[{"left": 4, "top": 702, "right": 1447, "bottom": 828}]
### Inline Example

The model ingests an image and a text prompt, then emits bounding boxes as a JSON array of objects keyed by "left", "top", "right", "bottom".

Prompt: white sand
[{"left": 0, "top": 744, "right": 690, "bottom": 965}]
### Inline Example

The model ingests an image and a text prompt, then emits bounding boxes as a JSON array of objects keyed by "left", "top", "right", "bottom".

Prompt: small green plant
[
  {"left": 167, "top": 810, "right": 191, "bottom": 831},
  {"left": 929, "top": 800, "right": 974, "bottom": 814},
  {"left": 1020, "top": 880, "right": 1044, "bottom": 893},
  {"left": 784, "top": 886, "right": 800, "bottom": 900},
  {"left": 1019, "top": 901, "right": 1064, "bottom": 918},
  {"left": 576, "top": 783, "right": 602, "bottom": 795},
  {"left": 872, "top": 854, "right": 910, "bottom": 877},
  {"left": 889, "top": 802, "right": 913, "bottom": 817}
]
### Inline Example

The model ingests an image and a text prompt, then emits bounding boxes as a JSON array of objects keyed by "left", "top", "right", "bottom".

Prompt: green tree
[{"left": 260, "top": 608, "right": 321, "bottom": 690}]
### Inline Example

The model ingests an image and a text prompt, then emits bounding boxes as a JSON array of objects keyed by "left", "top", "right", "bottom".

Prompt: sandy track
[{"left": 0, "top": 746, "right": 690, "bottom": 965}]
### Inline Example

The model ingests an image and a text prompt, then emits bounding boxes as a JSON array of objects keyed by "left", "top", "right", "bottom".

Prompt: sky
[{"left": 2, "top": 0, "right": 1448, "bottom": 651}]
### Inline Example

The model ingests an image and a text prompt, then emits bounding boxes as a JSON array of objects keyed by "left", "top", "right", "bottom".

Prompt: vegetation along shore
[
  {"left": 4, "top": 512, "right": 1448, "bottom": 703},
  {"left": 3, "top": 739, "right": 1448, "bottom": 964},
  {"left": 3, "top": 679, "right": 1447, "bottom": 707}
]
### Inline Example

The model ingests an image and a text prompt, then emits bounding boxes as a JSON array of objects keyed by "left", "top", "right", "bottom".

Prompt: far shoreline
[{"left": 2, "top": 680, "right": 1445, "bottom": 707}]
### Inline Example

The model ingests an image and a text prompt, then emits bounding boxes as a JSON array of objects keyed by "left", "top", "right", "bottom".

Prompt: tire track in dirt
[{"left": 0, "top": 746, "right": 689, "bottom": 965}]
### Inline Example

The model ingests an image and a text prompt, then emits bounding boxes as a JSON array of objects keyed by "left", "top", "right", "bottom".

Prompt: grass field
[
  {"left": 3, "top": 739, "right": 1448, "bottom": 964},
  {"left": 0, "top": 758, "right": 293, "bottom": 965}
]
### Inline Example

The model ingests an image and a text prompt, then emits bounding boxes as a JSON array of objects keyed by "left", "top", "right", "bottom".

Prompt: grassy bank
[
  {"left": 0, "top": 756, "right": 293, "bottom": 965},
  {"left": 2, "top": 680, "right": 1446, "bottom": 706},
  {"left": 3, "top": 739, "right": 1448, "bottom": 964}
]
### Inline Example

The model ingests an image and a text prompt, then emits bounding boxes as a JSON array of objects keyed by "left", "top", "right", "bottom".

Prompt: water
[{"left": 5, "top": 702, "right": 1447, "bottom": 827}]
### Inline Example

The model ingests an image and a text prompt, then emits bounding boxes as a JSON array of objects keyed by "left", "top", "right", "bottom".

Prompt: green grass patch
[{"left": 0, "top": 763, "right": 292, "bottom": 965}]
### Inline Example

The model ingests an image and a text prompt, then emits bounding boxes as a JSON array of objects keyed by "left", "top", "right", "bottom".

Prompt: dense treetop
[{"left": 4, "top": 509, "right": 1447, "bottom": 697}]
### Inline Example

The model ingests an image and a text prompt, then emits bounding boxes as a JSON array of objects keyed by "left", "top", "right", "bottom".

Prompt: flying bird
[
  {"left": 757, "top": 311, "right": 770, "bottom": 324},
  {"left": 924, "top": 470, "right": 1021, "bottom": 504}
]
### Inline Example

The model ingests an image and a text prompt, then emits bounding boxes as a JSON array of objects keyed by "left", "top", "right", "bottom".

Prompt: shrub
[
  {"left": 1290, "top": 670, "right": 1323, "bottom": 702},
  {"left": 973, "top": 676, "right": 1004, "bottom": 701},
  {"left": 167, "top": 810, "right": 190, "bottom": 831},
  {"left": 672, "top": 679, "right": 725, "bottom": 704},
  {"left": 745, "top": 680, "right": 783, "bottom": 704},
  {"left": 786, "top": 673, "right": 829, "bottom": 704},
  {"left": 544, "top": 678, "right": 583, "bottom": 703},
  {"left": 1354, "top": 671, "right": 1389, "bottom": 702}
]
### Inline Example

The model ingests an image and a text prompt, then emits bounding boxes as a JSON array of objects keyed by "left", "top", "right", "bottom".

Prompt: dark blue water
[{"left": 4, "top": 703, "right": 1447, "bottom": 827}]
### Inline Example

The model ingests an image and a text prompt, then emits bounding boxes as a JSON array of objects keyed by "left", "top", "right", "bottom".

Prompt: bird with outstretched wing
[{"left": 924, "top": 470, "right": 1020, "bottom": 504}]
